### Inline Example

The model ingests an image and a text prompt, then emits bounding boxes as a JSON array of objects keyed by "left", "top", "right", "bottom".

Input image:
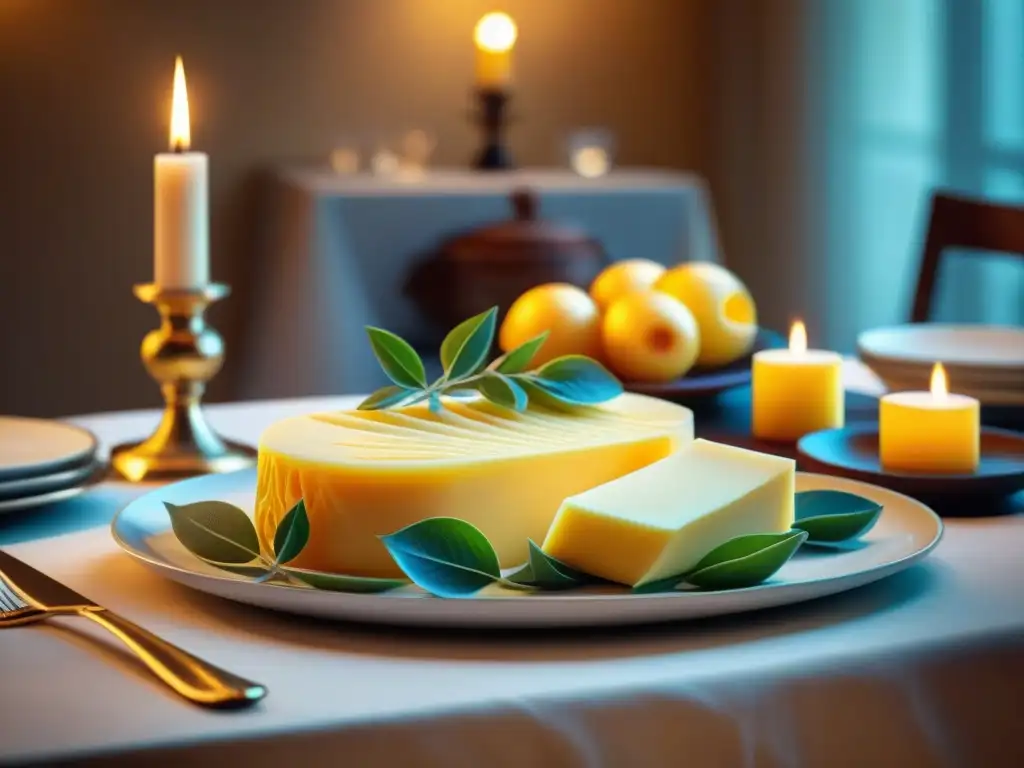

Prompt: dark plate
[
  {"left": 625, "top": 328, "right": 785, "bottom": 401},
  {"left": 797, "top": 424, "right": 1024, "bottom": 517}
]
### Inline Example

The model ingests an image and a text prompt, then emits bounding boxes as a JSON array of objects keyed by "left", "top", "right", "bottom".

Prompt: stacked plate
[
  {"left": 857, "top": 324, "right": 1024, "bottom": 405},
  {"left": 0, "top": 417, "right": 102, "bottom": 514}
]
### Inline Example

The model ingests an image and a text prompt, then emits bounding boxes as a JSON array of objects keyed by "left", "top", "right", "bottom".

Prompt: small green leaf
[
  {"left": 273, "top": 500, "right": 310, "bottom": 564},
  {"left": 491, "top": 332, "right": 549, "bottom": 374},
  {"left": 282, "top": 566, "right": 408, "bottom": 593},
  {"left": 682, "top": 530, "right": 808, "bottom": 590},
  {"left": 794, "top": 491, "right": 883, "bottom": 543},
  {"left": 507, "top": 540, "right": 589, "bottom": 590},
  {"left": 478, "top": 372, "right": 529, "bottom": 411},
  {"left": 513, "top": 377, "right": 589, "bottom": 412},
  {"left": 164, "top": 501, "right": 262, "bottom": 564},
  {"left": 365, "top": 327, "right": 427, "bottom": 389},
  {"left": 440, "top": 307, "right": 498, "bottom": 381},
  {"left": 379, "top": 517, "right": 501, "bottom": 598},
  {"left": 358, "top": 386, "right": 414, "bottom": 410},
  {"left": 529, "top": 355, "right": 624, "bottom": 405}
]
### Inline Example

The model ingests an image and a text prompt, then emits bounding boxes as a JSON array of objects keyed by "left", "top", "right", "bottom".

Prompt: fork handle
[{"left": 79, "top": 608, "right": 266, "bottom": 708}]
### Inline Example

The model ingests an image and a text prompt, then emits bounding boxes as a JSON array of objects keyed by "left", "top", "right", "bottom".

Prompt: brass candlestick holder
[
  {"left": 111, "top": 283, "right": 256, "bottom": 483},
  {"left": 472, "top": 88, "right": 514, "bottom": 170}
]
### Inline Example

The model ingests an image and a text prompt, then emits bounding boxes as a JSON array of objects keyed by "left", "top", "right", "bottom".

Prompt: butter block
[
  {"left": 254, "top": 393, "right": 693, "bottom": 578},
  {"left": 541, "top": 439, "right": 795, "bottom": 587}
]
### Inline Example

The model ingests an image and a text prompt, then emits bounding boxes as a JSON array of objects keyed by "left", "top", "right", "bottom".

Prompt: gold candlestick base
[{"left": 111, "top": 283, "right": 257, "bottom": 483}]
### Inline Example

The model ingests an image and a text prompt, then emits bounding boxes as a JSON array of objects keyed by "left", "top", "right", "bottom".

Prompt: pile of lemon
[{"left": 499, "top": 260, "right": 759, "bottom": 383}]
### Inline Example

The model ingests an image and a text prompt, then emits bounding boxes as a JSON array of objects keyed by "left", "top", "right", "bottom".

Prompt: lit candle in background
[
  {"left": 752, "top": 320, "right": 844, "bottom": 442},
  {"left": 879, "top": 363, "right": 980, "bottom": 473},
  {"left": 571, "top": 146, "right": 611, "bottom": 178},
  {"left": 474, "top": 12, "right": 517, "bottom": 89},
  {"left": 154, "top": 56, "right": 209, "bottom": 288}
]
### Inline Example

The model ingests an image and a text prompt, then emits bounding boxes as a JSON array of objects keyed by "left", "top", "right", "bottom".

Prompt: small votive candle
[
  {"left": 879, "top": 362, "right": 979, "bottom": 473},
  {"left": 752, "top": 320, "right": 844, "bottom": 442}
]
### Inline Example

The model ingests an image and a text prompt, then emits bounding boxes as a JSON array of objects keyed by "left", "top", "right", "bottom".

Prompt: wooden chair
[{"left": 911, "top": 190, "right": 1024, "bottom": 322}]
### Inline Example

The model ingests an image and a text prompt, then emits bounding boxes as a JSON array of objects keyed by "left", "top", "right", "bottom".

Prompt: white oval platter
[{"left": 112, "top": 469, "right": 943, "bottom": 629}]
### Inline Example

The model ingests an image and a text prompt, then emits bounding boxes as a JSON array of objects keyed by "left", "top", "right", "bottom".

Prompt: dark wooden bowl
[
  {"left": 797, "top": 424, "right": 1024, "bottom": 517},
  {"left": 626, "top": 328, "right": 785, "bottom": 401}
]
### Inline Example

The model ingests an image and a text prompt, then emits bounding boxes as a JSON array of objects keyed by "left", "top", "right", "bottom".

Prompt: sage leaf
[
  {"left": 478, "top": 371, "right": 529, "bottom": 411},
  {"left": 507, "top": 540, "right": 589, "bottom": 589},
  {"left": 273, "top": 500, "right": 311, "bottom": 565},
  {"left": 529, "top": 356, "right": 623, "bottom": 405},
  {"left": 366, "top": 327, "right": 427, "bottom": 389},
  {"left": 794, "top": 490, "right": 883, "bottom": 543},
  {"left": 491, "top": 332, "right": 549, "bottom": 374},
  {"left": 682, "top": 530, "right": 808, "bottom": 590},
  {"left": 379, "top": 517, "right": 501, "bottom": 598},
  {"left": 164, "top": 501, "right": 262, "bottom": 564},
  {"left": 282, "top": 566, "right": 408, "bottom": 593},
  {"left": 358, "top": 385, "right": 414, "bottom": 411},
  {"left": 440, "top": 307, "right": 498, "bottom": 381}
]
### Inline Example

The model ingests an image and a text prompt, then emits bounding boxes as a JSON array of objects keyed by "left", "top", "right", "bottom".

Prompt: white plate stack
[
  {"left": 0, "top": 417, "right": 101, "bottom": 514},
  {"left": 857, "top": 324, "right": 1024, "bottom": 405}
]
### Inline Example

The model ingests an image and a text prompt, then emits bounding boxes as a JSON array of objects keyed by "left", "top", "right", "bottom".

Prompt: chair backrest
[{"left": 911, "top": 190, "right": 1024, "bottom": 322}]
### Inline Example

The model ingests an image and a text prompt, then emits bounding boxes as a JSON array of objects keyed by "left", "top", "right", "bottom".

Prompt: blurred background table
[{"left": 236, "top": 168, "right": 722, "bottom": 400}]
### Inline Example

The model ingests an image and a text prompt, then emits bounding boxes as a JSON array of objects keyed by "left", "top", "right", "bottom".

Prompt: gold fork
[{"left": 0, "top": 579, "right": 47, "bottom": 626}]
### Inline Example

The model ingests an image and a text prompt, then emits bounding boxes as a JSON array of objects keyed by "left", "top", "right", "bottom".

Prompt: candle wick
[{"left": 172, "top": 143, "right": 185, "bottom": 154}]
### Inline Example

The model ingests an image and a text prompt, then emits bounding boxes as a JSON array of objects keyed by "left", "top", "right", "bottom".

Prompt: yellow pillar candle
[
  {"left": 880, "top": 363, "right": 979, "bottom": 473},
  {"left": 474, "top": 12, "right": 517, "bottom": 89},
  {"left": 752, "top": 321, "right": 844, "bottom": 442}
]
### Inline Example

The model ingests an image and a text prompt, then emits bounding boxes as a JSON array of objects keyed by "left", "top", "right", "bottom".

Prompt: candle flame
[
  {"left": 930, "top": 362, "right": 948, "bottom": 398},
  {"left": 169, "top": 56, "right": 190, "bottom": 151},
  {"left": 475, "top": 12, "right": 517, "bottom": 52},
  {"left": 789, "top": 320, "right": 807, "bottom": 354}
]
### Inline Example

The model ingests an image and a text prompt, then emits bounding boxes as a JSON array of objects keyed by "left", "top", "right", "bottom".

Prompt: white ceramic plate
[
  {"left": 858, "top": 324, "right": 1024, "bottom": 371},
  {"left": 860, "top": 354, "right": 1024, "bottom": 388},
  {"left": 864, "top": 364, "right": 1024, "bottom": 406},
  {"left": 0, "top": 417, "right": 98, "bottom": 482},
  {"left": 112, "top": 469, "right": 943, "bottom": 629},
  {"left": 0, "top": 484, "right": 91, "bottom": 514},
  {"left": 0, "top": 461, "right": 102, "bottom": 502}
]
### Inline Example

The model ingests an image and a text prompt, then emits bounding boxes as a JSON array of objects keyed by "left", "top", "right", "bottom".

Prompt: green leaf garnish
[
  {"left": 478, "top": 371, "right": 528, "bottom": 411},
  {"left": 507, "top": 540, "right": 589, "bottom": 589},
  {"left": 440, "top": 307, "right": 497, "bottom": 380},
  {"left": 682, "top": 530, "right": 808, "bottom": 590},
  {"left": 526, "top": 355, "right": 624, "bottom": 405},
  {"left": 359, "top": 308, "right": 621, "bottom": 413},
  {"left": 793, "top": 491, "right": 883, "bottom": 543},
  {"left": 379, "top": 517, "right": 502, "bottom": 598},
  {"left": 365, "top": 327, "right": 427, "bottom": 389},
  {"left": 491, "top": 332, "right": 549, "bottom": 374},
  {"left": 164, "top": 501, "right": 262, "bottom": 564},
  {"left": 358, "top": 385, "right": 415, "bottom": 411},
  {"left": 273, "top": 500, "right": 310, "bottom": 565},
  {"left": 281, "top": 567, "right": 407, "bottom": 593}
]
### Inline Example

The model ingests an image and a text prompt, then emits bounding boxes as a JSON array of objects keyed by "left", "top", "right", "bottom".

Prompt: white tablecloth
[
  {"left": 236, "top": 168, "right": 721, "bottom": 400},
  {"left": 2, "top": 363, "right": 1022, "bottom": 767}
]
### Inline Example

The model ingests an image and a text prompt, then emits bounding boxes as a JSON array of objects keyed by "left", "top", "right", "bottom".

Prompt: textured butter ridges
[{"left": 262, "top": 394, "right": 694, "bottom": 465}]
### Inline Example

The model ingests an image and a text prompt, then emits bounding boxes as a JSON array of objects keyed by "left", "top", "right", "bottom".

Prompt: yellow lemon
[
  {"left": 601, "top": 291, "right": 701, "bottom": 382},
  {"left": 499, "top": 283, "right": 602, "bottom": 367},
  {"left": 589, "top": 259, "right": 667, "bottom": 312},
  {"left": 655, "top": 262, "right": 757, "bottom": 367}
]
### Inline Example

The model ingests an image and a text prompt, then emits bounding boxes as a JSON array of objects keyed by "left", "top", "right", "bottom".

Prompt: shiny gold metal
[
  {"left": 0, "top": 554, "right": 267, "bottom": 708},
  {"left": 110, "top": 283, "right": 256, "bottom": 482}
]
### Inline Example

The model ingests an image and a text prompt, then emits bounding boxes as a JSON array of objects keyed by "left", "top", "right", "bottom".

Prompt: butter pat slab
[
  {"left": 542, "top": 439, "right": 795, "bottom": 587},
  {"left": 255, "top": 394, "right": 693, "bottom": 578}
]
